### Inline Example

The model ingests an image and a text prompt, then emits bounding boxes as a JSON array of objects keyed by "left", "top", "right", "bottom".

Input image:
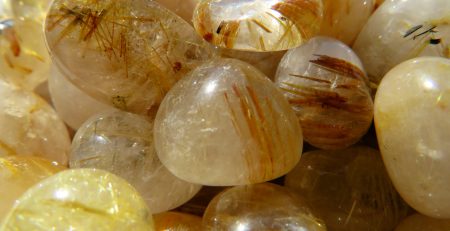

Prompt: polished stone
[
  {"left": 153, "top": 212, "right": 202, "bottom": 231},
  {"left": 395, "top": 214, "right": 450, "bottom": 231},
  {"left": 154, "top": 0, "right": 199, "bottom": 24}
]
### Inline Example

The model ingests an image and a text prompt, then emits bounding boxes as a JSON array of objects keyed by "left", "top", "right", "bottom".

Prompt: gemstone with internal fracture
[{"left": 153, "top": 212, "right": 202, "bottom": 231}]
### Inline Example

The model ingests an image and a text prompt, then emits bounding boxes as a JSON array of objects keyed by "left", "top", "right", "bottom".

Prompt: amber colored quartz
[
  {"left": 154, "top": 58, "right": 302, "bottom": 186},
  {"left": 375, "top": 57, "right": 450, "bottom": 218},
  {"left": 285, "top": 146, "right": 409, "bottom": 231},
  {"left": 0, "top": 169, "right": 154, "bottom": 230},
  {"left": 193, "top": 0, "right": 324, "bottom": 51},
  {"left": 395, "top": 214, "right": 450, "bottom": 231},
  {"left": 275, "top": 36, "right": 373, "bottom": 150},
  {"left": 0, "top": 156, "right": 65, "bottom": 221},
  {"left": 154, "top": 212, "right": 202, "bottom": 231},
  {"left": 154, "top": 0, "right": 199, "bottom": 24}
]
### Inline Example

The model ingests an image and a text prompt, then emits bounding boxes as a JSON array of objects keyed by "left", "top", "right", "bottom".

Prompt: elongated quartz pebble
[
  {"left": 395, "top": 214, "right": 450, "bottom": 231},
  {"left": 153, "top": 212, "right": 202, "bottom": 230},
  {"left": 375, "top": 57, "right": 450, "bottom": 218},
  {"left": 154, "top": 58, "right": 302, "bottom": 186},
  {"left": 0, "top": 169, "right": 154, "bottom": 230},
  {"left": 353, "top": 0, "right": 450, "bottom": 84},
  {"left": 193, "top": 0, "right": 323, "bottom": 51},
  {"left": 275, "top": 36, "right": 373, "bottom": 150}
]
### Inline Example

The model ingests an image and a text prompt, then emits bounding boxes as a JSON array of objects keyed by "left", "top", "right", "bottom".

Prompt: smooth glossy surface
[
  {"left": 395, "top": 214, "right": 450, "bottom": 231},
  {"left": 154, "top": 0, "right": 199, "bottom": 24},
  {"left": 0, "top": 169, "right": 154, "bottom": 230},
  {"left": 375, "top": 57, "right": 450, "bottom": 218},
  {"left": 154, "top": 212, "right": 202, "bottom": 231},
  {"left": 275, "top": 37, "right": 373, "bottom": 150},
  {"left": 155, "top": 58, "right": 302, "bottom": 186},
  {"left": 193, "top": 0, "right": 323, "bottom": 51},
  {"left": 285, "top": 146, "right": 409, "bottom": 231}
]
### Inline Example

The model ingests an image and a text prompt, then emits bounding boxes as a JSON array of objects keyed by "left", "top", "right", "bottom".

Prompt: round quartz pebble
[
  {"left": 203, "top": 183, "right": 326, "bottom": 230},
  {"left": 153, "top": 212, "right": 202, "bottom": 230},
  {"left": 395, "top": 214, "right": 450, "bottom": 231},
  {"left": 375, "top": 57, "right": 450, "bottom": 218},
  {"left": 0, "top": 79, "right": 70, "bottom": 165},
  {"left": 154, "top": 0, "right": 199, "bottom": 24},
  {"left": 70, "top": 110, "right": 201, "bottom": 213},
  {"left": 193, "top": 0, "right": 324, "bottom": 52},
  {"left": 285, "top": 146, "right": 409, "bottom": 231},
  {"left": 0, "top": 169, "right": 154, "bottom": 230},
  {"left": 154, "top": 58, "right": 303, "bottom": 186},
  {"left": 353, "top": 0, "right": 450, "bottom": 84},
  {"left": 275, "top": 36, "right": 373, "bottom": 150},
  {"left": 45, "top": 0, "right": 216, "bottom": 116},
  {"left": 0, "top": 156, "right": 65, "bottom": 221}
]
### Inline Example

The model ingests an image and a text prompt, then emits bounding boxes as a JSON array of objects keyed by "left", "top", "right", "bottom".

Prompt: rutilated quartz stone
[
  {"left": 0, "top": 156, "right": 65, "bottom": 221},
  {"left": 275, "top": 36, "right": 373, "bottom": 150},
  {"left": 45, "top": 0, "right": 216, "bottom": 116},
  {"left": 0, "top": 79, "right": 70, "bottom": 165},
  {"left": 70, "top": 110, "right": 201, "bottom": 214},
  {"left": 0, "top": 169, "right": 154, "bottom": 230},
  {"left": 375, "top": 57, "right": 450, "bottom": 218},
  {"left": 154, "top": 0, "right": 199, "bottom": 24},
  {"left": 153, "top": 212, "right": 202, "bottom": 231},
  {"left": 285, "top": 146, "right": 409, "bottom": 231},
  {"left": 154, "top": 58, "right": 303, "bottom": 186},
  {"left": 395, "top": 214, "right": 450, "bottom": 231},
  {"left": 203, "top": 183, "right": 326, "bottom": 230},
  {"left": 193, "top": 0, "right": 324, "bottom": 51},
  {"left": 353, "top": 0, "right": 450, "bottom": 85}
]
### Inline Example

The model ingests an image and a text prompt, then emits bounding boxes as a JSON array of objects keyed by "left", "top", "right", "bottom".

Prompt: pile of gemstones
[{"left": 0, "top": 0, "right": 449, "bottom": 230}]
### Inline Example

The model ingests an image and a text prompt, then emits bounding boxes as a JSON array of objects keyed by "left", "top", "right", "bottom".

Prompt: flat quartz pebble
[
  {"left": 45, "top": 0, "right": 216, "bottom": 116},
  {"left": 375, "top": 57, "right": 450, "bottom": 218},
  {"left": 203, "top": 183, "right": 326, "bottom": 230},
  {"left": 0, "top": 169, "right": 154, "bottom": 230},
  {"left": 0, "top": 79, "right": 70, "bottom": 165},
  {"left": 153, "top": 212, "right": 202, "bottom": 230},
  {"left": 70, "top": 110, "right": 201, "bottom": 214},
  {"left": 395, "top": 214, "right": 450, "bottom": 231},
  {"left": 155, "top": 58, "right": 302, "bottom": 186},
  {"left": 285, "top": 146, "right": 409, "bottom": 231},
  {"left": 353, "top": 0, "right": 450, "bottom": 84},
  {"left": 0, "top": 156, "right": 65, "bottom": 221},
  {"left": 275, "top": 36, "right": 373, "bottom": 150},
  {"left": 193, "top": 0, "right": 324, "bottom": 51}
]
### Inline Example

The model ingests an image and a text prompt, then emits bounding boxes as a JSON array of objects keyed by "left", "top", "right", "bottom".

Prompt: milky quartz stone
[
  {"left": 154, "top": 0, "right": 199, "bottom": 24},
  {"left": 0, "top": 156, "right": 65, "bottom": 221},
  {"left": 395, "top": 214, "right": 450, "bottom": 231},
  {"left": 203, "top": 183, "right": 326, "bottom": 230},
  {"left": 154, "top": 212, "right": 202, "bottom": 230},
  {"left": 275, "top": 36, "right": 373, "bottom": 150},
  {"left": 193, "top": 0, "right": 324, "bottom": 52},
  {"left": 154, "top": 58, "right": 302, "bottom": 186},
  {"left": 71, "top": 110, "right": 201, "bottom": 213},
  {"left": 319, "top": 0, "right": 375, "bottom": 45},
  {"left": 0, "top": 79, "right": 70, "bottom": 165},
  {"left": 48, "top": 65, "right": 116, "bottom": 130},
  {"left": 375, "top": 57, "right": 450, "bottom": 218},
  {"left": 45, "top": 0, "right": 216, "bottom": 116},
  {"left": 285, "top": 146, "right": 409, "bottom": 231},
  {"left": 0, "top": 169, "right": 154, "bottom": 230},
  {"left": 353, "top": 0, "right": 450, "bottom": 84}
]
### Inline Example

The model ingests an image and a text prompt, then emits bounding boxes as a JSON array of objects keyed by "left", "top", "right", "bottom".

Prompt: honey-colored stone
[
  {"left": 154, "top": 212, "right": 202, "bottom": 231},
  {"left": 154, "top": 0, "right": 199, "bottom": 24},
  {"left": 0, "top": 169, "right": 154, "bottom": 230},
  {"left": 395, "top": 214, "right": 450, "bottom": 231},
  {"left": 154, "top": 58, "right": 302, "bottom": 186},
  {"left": 375, "top": 57, "right": 450, "bottom": 218}
]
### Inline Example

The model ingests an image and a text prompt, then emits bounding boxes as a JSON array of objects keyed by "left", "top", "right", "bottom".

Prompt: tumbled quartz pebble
[
  {"left": 153, "top": 212, "right": 202, "bottom": 231},
  {"left": 285, "top": 146, "right": 409, "bottom": 231},
  {"left": 0, "top": 169, "right": 154, "bottom": 231},
  {"left": 154, "top": 58, "right": 302, "bottom": 186},
  {"left": 375, "top": 57, "right": 450, "bottom": 218},
  {"left": 395, "top": 214, "right": 450, "bottom": 231},
  {"left": 275, "top": 36, "right": 373, "bottom": 150},
  {"left": 193, "top": 0, "right": 323, "bottom": 51},
  {"left": 71, "top": 110, "right": 201, "bottom": 213},
  {"left": 154, "top": 0, "right": 199, "bottom": 24}
]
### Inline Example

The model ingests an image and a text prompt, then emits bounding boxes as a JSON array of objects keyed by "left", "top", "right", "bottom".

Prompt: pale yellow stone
[
  {"left": 375, "top": 57, "right": 450, "bottom": 218},
  {"left": 154, "top": 212, "right": 202, "bottom": 231},
  {"left": 0, "top": 169, "right": 154, "bottom": 230},
  {"left": 395, "top": 214, "right": 450, "bottom": 231},
  {"left": 154, "top": 0, "right": 199, "bottom": 24},
  {"left": 11, "top": 0, "right": 52, "bottom": 22}
]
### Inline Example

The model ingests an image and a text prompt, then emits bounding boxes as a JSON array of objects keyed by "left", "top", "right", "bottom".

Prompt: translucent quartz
[
  {"left": 154, "top": 212, "right": 202, "bottom": 230},
  {"left": 0, "top": 156, "right": 65, "bottom": 221},
  {"left": 71, "top": 110, "right": 201, "bottom": 213},
  {"left": 154, "top": 0, "right": 199, "bottom": 24},
  {"left": 193, "top": 0, "right": 324, "bottom": 51},
  {"left": 285, "top": 146, "right": 409, "bottom": 231},
  {"left": 45, "top": 0, "right": 216, "bottom": 116},
  {"left": 0, "top": 169, "right": 154, "bottom": 230},
  {"left": 395, "top": 214, "right": 450, "bottom": 231},
  {"left": 49, "top": 65, "right": 116, "bottom": 130},
  {"left": 319, "top": 0, "right": 375, "bottom": 45},
  {"left": 353, "top": 0, "right": 450, "bottom": 84},
  {"left": 0, "top": 79, "right": 70, "bottom": 165},
  {"left": 275, "top": 37, "right": 373, "bottom": 150},
  {"left": 154, "top": 58, "right": 302, "bottom": 186},
  {"left": 375, "top": 57, "right": 450, "bottom": 218},
  {"left": 11, "top": 0, "right": 52, "bottom": 22},
  {"left": 374, "top": 0, "right": 384, "bottom": 9},
  {"left": 203, "top": 183, "right": 326, "bottom": 230},
  {"left": 0, "top": 1, "right": 13, "bottom": 20}
]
